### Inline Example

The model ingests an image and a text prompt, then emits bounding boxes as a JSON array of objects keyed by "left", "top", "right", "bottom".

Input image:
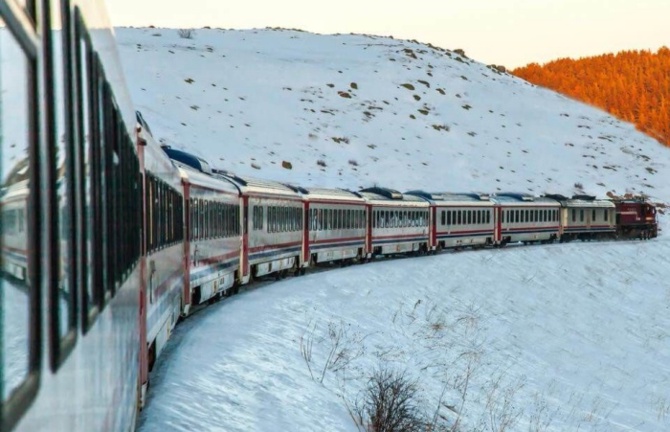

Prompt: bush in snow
[
  {"left": 353, "top": 368, "right": 429, "bottom": 432},
  {"left": 178, "top": 29, "right": 195, "bottom": 39}
]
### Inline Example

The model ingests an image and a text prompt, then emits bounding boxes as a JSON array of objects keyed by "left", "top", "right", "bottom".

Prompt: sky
[{"left": 108, "top": 0, "right": 670, "bottom": 68}]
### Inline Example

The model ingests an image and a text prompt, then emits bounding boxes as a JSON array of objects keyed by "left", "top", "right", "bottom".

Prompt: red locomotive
[{"left": 613, "top": 199, "right": 658, "bottom": 239}]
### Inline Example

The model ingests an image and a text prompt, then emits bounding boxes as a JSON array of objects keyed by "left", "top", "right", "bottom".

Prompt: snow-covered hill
[
  {"left": 115, "top": 27, "right": 670, "bottom": 431},
  {"left": 117, "top": 28, "right": 669, "bottom": 200}
]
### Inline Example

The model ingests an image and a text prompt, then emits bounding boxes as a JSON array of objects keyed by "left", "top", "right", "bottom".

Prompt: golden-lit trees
[{"left": 513, "top": 47, "right": 670, "bottom": 147}]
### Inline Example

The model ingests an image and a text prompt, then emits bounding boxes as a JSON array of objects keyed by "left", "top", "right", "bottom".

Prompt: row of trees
[{"left": 513, "top": 47, "right": 670, "bottom": 147}]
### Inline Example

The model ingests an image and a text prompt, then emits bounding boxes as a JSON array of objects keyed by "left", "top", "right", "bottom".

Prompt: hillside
[
  {"left": 116, "top": 28, "right": 669, "bottom": 201},
  {"left": 115, "top": 28, "right": 670, "bottom": 431},
  {"left": 513, "top": 47, "right": 670, "bottom": 148}
]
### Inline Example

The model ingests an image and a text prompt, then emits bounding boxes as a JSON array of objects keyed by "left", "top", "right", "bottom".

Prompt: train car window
[
  {"left": 571, "top": 209, "right": 576, "bottom": 222},
  {"left": 580, "top": 209, "right": 584, "bottom": 222},
  {"left": 75, "top": 13, "right": 105, "bottom": 325},
  {"left": 487, "top": 210, "right": 490, "bottom": 224},
  {"left": 592, "top": 209, "right": 596, "bottom": 221},
  {"left": 604, "top": 209, "right": 608, "bottom": 221},
  {"left": 46, "top": 0, "right": 77, "bottom": 367},
  {"left": 1, "top": 8, "right": 41, "bottom": 429},
  {"left": 443, "top": 211, "right": 447, "bottom": 226},
  {"left": 273, "top": 206, "right": 278, "bottom": 233}
]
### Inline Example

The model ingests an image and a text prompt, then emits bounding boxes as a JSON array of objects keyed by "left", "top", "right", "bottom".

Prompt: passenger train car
[
  {"left": 359, "top": 187, "right": 431, "bottom": 257},
  {"left": 300, "top": 187, "right": 367, "bottom": 266},
  {"left": 2, "top": 0, "right": 142, "bottom": 431},
  {"left": 495, "top": 193, "right": 561, "bottom": 245},
  {"left": 0, "top": 1, "right": 660, "bottom": 431}
]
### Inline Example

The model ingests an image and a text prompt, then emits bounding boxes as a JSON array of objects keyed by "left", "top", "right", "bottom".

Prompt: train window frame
[
  {"left": 0, "top": 2, "right": 42, "bottom": 430},
  {"left": 44, "top": 0, "right": 78, "bottom": 372},
  {"left": 74, "top": 9, "right": 103, "bottom": 332},
  {"left": 604, "top": 209, "right": 608, "bottom": 221},
  {"left": 592, "top": 209, "right": 596, "bottom": 222},
  {"left": 580, "top": 209, "right": 584, "bottom": 222}
]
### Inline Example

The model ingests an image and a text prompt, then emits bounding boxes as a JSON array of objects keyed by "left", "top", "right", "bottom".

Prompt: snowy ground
[
  {"left": 138, "top": 233, "right": 670, "bottom": 432},
  {"left": 116, "top": 27, "right": 670, "bottom": 431},
  {"left": 1, "top": 277, "right": 29, "bottom": 400}
]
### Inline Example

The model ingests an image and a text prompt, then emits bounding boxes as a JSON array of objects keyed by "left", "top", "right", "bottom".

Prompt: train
[{"left": 0, "top": 1, "right": 659, "bottom": 431}]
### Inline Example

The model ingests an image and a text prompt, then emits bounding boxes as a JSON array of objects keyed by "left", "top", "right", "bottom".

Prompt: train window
[
  {"left": 571, "top": 209, "right": 576, "bottom": 222},
  {"left": 48, "top": 0, "right": 77, "bottom": 365},
  {"left": 487, "top": 210, "right": 490, "bottom": 224},
  {"left": 592, "top": 209, "right": 596, "bottom": 221},
  {"left": 604, "top": 209, "right": 608, "bottom": 221},
  {"left": 580, "top": 209, "right": 584, "bottom": 222},
  {"left": 442, "top": 211, "right": 447, "bottom": 225},
  {"left": 1, "top": 9, "right": 41, "bottom": 428},
  {"left": 75, "top": 14, "right": 106, "bottom": 325}
]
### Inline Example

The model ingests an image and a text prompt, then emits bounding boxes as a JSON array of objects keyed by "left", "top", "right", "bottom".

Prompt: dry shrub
[
  {"left": 177, "top": 29, "right": 195, "bottom": 39},
  {"left": 353, "top": 368, "right": 428, "bottom": 432}
]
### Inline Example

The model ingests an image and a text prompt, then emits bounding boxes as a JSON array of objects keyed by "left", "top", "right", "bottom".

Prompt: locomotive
[{"left": 0, "top": 1, "right": 659, "bottom": 431}]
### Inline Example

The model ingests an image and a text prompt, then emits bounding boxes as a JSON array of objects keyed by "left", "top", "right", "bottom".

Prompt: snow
[
  {"left": 1, "top": 279, "right": 29, "bottom": 400},
  {"left": 115, "top": 27, "right": 670, "bottom": 431}
]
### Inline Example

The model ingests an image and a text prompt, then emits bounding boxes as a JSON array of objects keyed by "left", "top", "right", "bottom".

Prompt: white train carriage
[
  {"left": 2, "top": 1, "right": 143, "bottom": 430},
  {"left": 300, "top": 187, "right": 367, "bottom": 265},
  {"left": 177, "top": 163, "right": 243, "bottom": 311},
  {"left": 407, "top": 191, "right": 496, "bottom": 250},
  {"left": 359, "top": 187, "right": 430, "bottom": 256},
  {"left": 137, "top": 136, "right": 186, "bottom": 400},
  {"left": 218, "top": 172, "right": 305, "bottom": 279},
  {"left": 545, "top": 194, "right": 616, "bottom": 241},
  {"left": 495, "top": 193, "right": 561, "bottom": 244}
]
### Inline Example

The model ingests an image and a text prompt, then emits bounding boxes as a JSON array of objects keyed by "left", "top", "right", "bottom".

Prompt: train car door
[
  {"left": 494, "top": 205, "right": 502, "bottom": 244},
  {"left": 241, "top": 195, "right": 249, "bottom": 278},
  {"left": 430, "top": 205, "right": 437, "bottom": 250},
  {"left": 365, "top": 204, "right": 373, "bottom": 258},
  {"left": 302, "top": 201, "right": 310, "bottom": 267}
]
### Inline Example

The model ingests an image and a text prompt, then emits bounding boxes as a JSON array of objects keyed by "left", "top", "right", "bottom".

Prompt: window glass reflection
[
  {"left": 51, "top": 0, "right": 72, "bottom": 340},
  {"left": 1, "top": 18, "right": 32, "bottom": 400}
]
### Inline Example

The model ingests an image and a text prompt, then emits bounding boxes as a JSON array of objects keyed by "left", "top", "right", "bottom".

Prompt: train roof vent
[
  {"left": 162, "top": 147, "right": 212, "bottom": 174},
  {"left": 342, "top": 189, "right": 365, "bottom": 198},
  {"left": 283, "top": 183, "right": 310, "bottom": 194},
  {"left": 497, "top": 192, "right": 535, "bottom": 201},
  {"left": 360, "top": 187, "right": 403, "bottom": 200},
  {"left": 572, "top": 194, "right": 596, "bottom": 201},
  {"left": 460, "top": 192, "right": 490, "bottom": 200},
  {"left": 543, "top": 193, "right": 568, "bottom": 201},
  {"left": 405, "top": 190, "right": 435, "bottom": 200},
  {"left": 211, "top": 168, "right": 248, "bottom": 186}
]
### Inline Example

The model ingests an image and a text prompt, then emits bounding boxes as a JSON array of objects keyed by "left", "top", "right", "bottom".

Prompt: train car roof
[
  {"left": 296, "top": 187, "right": 366, "bottom": 203},
  {"left": 493, "top": 193, "right": 560, "bottom": 206},
  {"left": 358, "top": 187, "right": 428, "bottom": 206},
  {"left": 178, "top": 165, "right": 241, "bottom": 195},
  {"left": 543, "top": 193, "right": 615, "bottom": 208},
  {"left": 562, "top": 199, "right": 615, "bottom": 208},
  {"left": 405, "top": 190, "right": 495, "bottom": 206},
  {"left": 214, "top": 171, "right": 302, "bottom": 199}
]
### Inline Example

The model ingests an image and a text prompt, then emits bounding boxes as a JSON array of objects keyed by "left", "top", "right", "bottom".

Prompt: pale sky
[{"left": 108, "top": 0, "right": 670, "bottom": 68}]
